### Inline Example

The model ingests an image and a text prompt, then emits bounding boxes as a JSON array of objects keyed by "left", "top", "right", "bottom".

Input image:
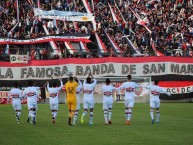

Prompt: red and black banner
[
  {"left": 159, "top": 81, "right": 193, "bottom": 100},
  {"left": 0, "top": 33, "right": 91, "bottom": 45}
]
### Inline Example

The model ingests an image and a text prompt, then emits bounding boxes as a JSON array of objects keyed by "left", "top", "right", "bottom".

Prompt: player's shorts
[
  {"left": 124, "top": 97, "right": 134, "bottom": 108},
  {"left": 83, "top": 99, "right": 94, "bottom": 109},
  {"left": 76, "top": 95, "right": 80, "bottom": 110},
  {"left": 12, "top": 103, "right": 22, "bottom": 110},
  {"left": 150, "top": 97, "right": 160, "bottom": 108},
  {"left": 67, "top": 99, "right": 77, "bottom": 111},
  {"left": 50, "top": 103, "right": 58, "bottom": 110},
  {"left": 103, "top": 96, "right": 113, "bottom": 110},
  {"left": 27, "top": 103, "right": 37, "bottom": 110}
]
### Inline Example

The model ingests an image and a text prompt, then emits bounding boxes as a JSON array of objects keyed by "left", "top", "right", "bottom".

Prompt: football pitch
[{"left": 0, "top": 103, "right": 193, "bottom": 145}]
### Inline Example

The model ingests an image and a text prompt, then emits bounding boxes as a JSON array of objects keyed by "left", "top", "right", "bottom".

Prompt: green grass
[{"left": 0, "top": 103, "right": 193, "bottom": 145}]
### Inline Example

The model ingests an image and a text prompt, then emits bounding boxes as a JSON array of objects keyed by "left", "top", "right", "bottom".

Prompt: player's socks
[
  {"left": 125, "top": 109, "right": 129, "bottom": 120},
  {"left": 17, "top": 111, "right": 21, "bottom": 119},
  {"left": 151, "top": 119, "right": 154, "bottom": 124},
  {"left": 108, "top": 110, "right": 112, "bottom": 122},
  {"left": 89, "top": 112, "right": 94, "bottom": 125},
  {"left": 54, "top": 112, "right": 58, "bottom": 119},
  {"left": 156, "top": 111, "right": 160, "bottom": 123},
  {"left": 15, "top": 112, "right": 19, "bottom": 121},
  {"left": 127, "top": 112, "right": 132, "bottom": 121},
  {"left": 32, "top": 110, "right": 36, "bottom": 125},
  {"left": 17, "top": 112, "right": 20, "bottom": 123},
  {"left": 51, "top": 112, "right": 54, "bottom": 122},
  {"left": 68, "top": 117, "right": 72, "bottom": 125},
  {"left": 73, "top": 112, "right": 78, "bottom": 124},
  {"left": 32, "top": 117, "right": 36, "bottom": 125},
  {"left": 127, "top": 109, "right": 132, "bottom": 121},
  {"left": 104, "top": 110, "right": 108, "bottom": 124},
  {"left": 82, "top": 111, "right": 87, "bottom": 117},
  {"left": 29, "top": 111, "right": 34, "bottom": 123},
  {"left": 33, "top": 112, "right": 36, "bottom": 122},
  {"left": 15, "top": 114, "right": 20, "bottom": 122},
  {"left": 150, "top": 111, "right": 154, "bottom": 121}
]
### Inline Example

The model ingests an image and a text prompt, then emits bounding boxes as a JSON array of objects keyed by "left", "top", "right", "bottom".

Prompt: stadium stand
[{"left": 0, "top": 0, "right": 193, "bottom": 61}]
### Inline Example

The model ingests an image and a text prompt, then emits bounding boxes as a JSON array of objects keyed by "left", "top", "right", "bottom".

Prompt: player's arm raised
[
  {"left": 41, "top": 81, "right": 49, "bottom": 89},
  {"left": 89, "top": 73, "right": 97, "bottom": 86},
  {"left": 161, "top": 87, "right": 171, "bottom": 96},
  {"left": 58, "top": 78, "right": 64, "bottom": 90}
]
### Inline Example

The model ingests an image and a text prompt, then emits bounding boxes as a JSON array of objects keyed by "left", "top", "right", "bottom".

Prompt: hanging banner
[
  {"left": 0, "top": 56, "right": 193, "bottom": 80},
  {"left": 0, "top": 33, "right": 91, "bottom": 45},
  {"left": 158, "top": 81, "right": 193, "bottom": 100},
  {"left": 33, "top": 8, "right": 93, "bottom": 17},
  {"left": 39, "top": 15, "right": 95, "bottom": 22}
]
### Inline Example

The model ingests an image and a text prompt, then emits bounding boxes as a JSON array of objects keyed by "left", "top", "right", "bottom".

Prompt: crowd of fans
[
  {"left": 113, "top": 0, "right": 193, "bottom": 57},
  {"left": 0, "top": 0, "right": 193, "bottom": 61}
]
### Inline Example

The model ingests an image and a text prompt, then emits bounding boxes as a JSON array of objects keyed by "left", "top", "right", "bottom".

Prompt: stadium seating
[{"left": 0, "top": 0, "right": 192, "bottom": 61}]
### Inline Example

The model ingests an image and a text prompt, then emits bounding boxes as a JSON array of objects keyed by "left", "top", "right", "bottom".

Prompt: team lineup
[{"left": 7, "top": 74, "right": 171, "bottom": 126}]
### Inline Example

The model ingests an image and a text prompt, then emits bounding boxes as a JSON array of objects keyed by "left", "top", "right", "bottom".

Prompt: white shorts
[
  {"left": 12, "top": 103, "right": 22, "bottom": 110},
  {"left": 150, "top": 97, "right": 160, "bottom": 108},
  {"left": 27, "top": 103, "right": 37, "bottom": 110},
  {"left": 124, "top": 97, "right": 134, "bottom": 108},
  {"left": 76, "top": 95, "right": 80, "bottom": 110},
  {"left": 50, "top": 103, "right": 58, "bottom": 110},
  {"left": 83, "top": 99, "right": 94, "bottom": 109},
  {"left": 103, "top": 97, "right": 113, "bottom": 110}
]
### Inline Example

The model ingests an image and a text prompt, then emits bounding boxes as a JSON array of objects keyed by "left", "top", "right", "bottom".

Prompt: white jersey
[
  {"left": 47, "top": 81, "right": 63, "bottom": 104},
  {"left": 102, "top": 85, "right": 119, "bottom": 110},
  {"left": 8, "top": 88, "right": 22, "bottom": 104},
  {"left": 83, "top": 79, "right": 97, "bottom": 100},
  {"left": 102, "top": 85, "right": 119, "bottom": 98},
  {"left": 120, "top": 81, "right": 139, "bottom": 99},
  {"left": 146, "top": 85, "right": 170, "bottom": 99},
  {"left": 76, "top": 80, "right": 82, "bottom": 110},
  {"left": 23, "top": 86, "right": 39, "bottom": 104}
]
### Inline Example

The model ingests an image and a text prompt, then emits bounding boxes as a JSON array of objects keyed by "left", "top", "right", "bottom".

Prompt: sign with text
[{"left": 0, "top": 57, "right": 193, "bottom": 80}]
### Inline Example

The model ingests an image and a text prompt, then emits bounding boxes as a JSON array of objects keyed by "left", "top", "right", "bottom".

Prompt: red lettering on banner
[
  {"left": 177, "top": 88, "right": 180, "bottom": 93},
  {"left": 0, "top": 92, "right": 9, "bottom": 98}
]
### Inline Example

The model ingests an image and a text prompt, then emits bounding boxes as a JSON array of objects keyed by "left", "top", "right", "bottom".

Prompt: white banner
[
  {"left": 0, "top": 60, "right": 193, "bottom": 80},
  {"left": 164, "top": 86, "right": 193, "bottom": 94},
  {"left": 33, "top": 8, "right": 94, "bottom": 22},
  {"left": 39, "top": 15, "right": 95, "bottom": 22},
  {"left": 10, "top": 55, "right": 28, "bottom": 64},
  {"left": 0, "top": 34, "right": 90, "bottom": 44},
  {"left": 33, "top": 8, "right": 93, "bottom": 17}
]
